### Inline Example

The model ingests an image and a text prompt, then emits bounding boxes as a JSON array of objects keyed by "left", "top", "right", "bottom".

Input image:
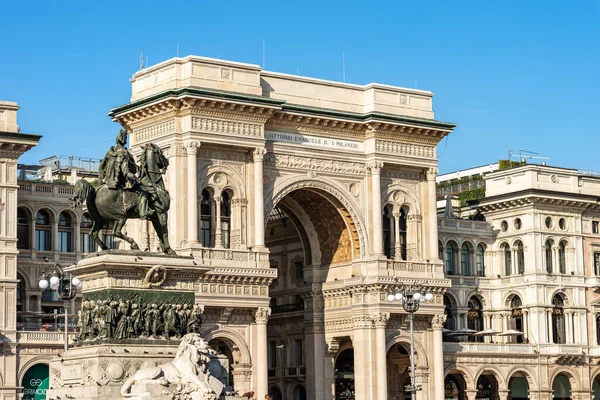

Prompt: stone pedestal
[{"left": 46, "top": 251, "right": 213, "bottom": 400}]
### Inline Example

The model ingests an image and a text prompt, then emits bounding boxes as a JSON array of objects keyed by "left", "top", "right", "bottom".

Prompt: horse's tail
[{"left": 71, "top": 179, "right": 95, "bottom": 209}]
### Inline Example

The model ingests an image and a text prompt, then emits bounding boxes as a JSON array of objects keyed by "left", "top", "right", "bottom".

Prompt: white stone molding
[
  {"left": 192, "top": 117, "right": 263, "bottom": 138},
  {"left": 200, "top": 327, "right": 251, "bottom": 364},
  {"left": 375, "top": 139, "right": 435, "bottom": 159},
  {"left": 264, "top": 152, "right": 365, "bottom": 175},
  {"left": 426, "top": 167, "right": 438, "bottom": 181},
  {"left": 183, "top": 140, "right": 201, "bottom": 154},
  {"left": 370, "top": 312, "right": 390, "bottom": 328},
  {"left": 252, "top": 147, "right": 267, "bottom": 161},
  {"left": 431, "top": 314, "right": 447, "bottom": 330},
  {"left": 134, "top": 120, "right": 176, "bottom": 143},
  {"left": 366, "top": 161, "right": 384, "bottom": 174},
  {"left": 264, "top": 174, "right": 368, "bottom": 258}
]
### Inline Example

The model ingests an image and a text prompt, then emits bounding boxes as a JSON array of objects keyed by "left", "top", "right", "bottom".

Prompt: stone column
[
  {"left": 253, "top": 148, "right": 266, "bottom": 248},
  {"left": 185, "top": 141, "right": 200, "bottom": 244},
  {"left": 372, "top": 312, "right": 390, "bottom": 400},
  {"left": 214, "top": 195, "right": 222, "bottom": 248},
  {"left": 393, "top": 212, "right": 401, "bottom": 260},
  {"left": 74, "top": 217, "right": 81, "bottom": 254},
  {"left": 324, "top": 339, "right": 339, "bottom": 400},
  {"left": 432, "top": 314, "right": 446, "bottom": 400},
  {"left": 52, "top": 216, "right": 59, "bottom": 251},
  {"left": 426, "top": 168, "right": 439, "bottom": 260},
  {"left": 565, "top": 311, "right": 572, "bottom": 343},
  {"left": 498, "top": 390, "right": 509, "bottom": 400},
  {"left": 548, "top": 310, "right": 554, "bottom": 343},
  {"left": 254, "top": 307, "right": 270, "bottom": 399},
  {"left": 465, "top": 390, "right": 477, "bottom": 400},
  {"left": 304, "top": 287, "right": 327, "bottom": 400},
  {"left": 29, "top": 216, "right": 35, "bottom": 250},
  {"left": 368, "top": 161, "right": 384, "bottom": 256},
  {"left": 353, "top": 315, "right": 375, "bottom": 399}
]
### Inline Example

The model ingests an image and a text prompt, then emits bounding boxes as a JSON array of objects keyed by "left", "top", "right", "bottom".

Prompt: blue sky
[{"left": 2, "top": 0, "right": 599, "bottom": 173}]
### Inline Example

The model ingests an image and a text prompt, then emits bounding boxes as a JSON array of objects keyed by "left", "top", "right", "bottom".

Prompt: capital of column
[
  {"left": 366, "top": 161, "right": 384, "bottom": 174},
  {"left": 255, "top": 306, "right": 271, "bottom": 324},
  {"left": 185, "top": 141, "right": 201, "bottom": 155},
  {"left": 431, "top": 314, "right": 447, "bottom": 330},
  {"left": 253, "top": 147, "right": 267, "bottom": 161},
  {"left": 426, "top": 167, "right": 438, "bottom": 181},
  {"left": 326, "top": 338, "right": 340, "bottom": 357},
  {"left": 371, "top": 312, "right": 390, "bottom": 328}
]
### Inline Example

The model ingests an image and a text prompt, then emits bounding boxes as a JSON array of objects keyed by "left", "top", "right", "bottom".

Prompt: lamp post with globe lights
[
  {"left": 38, "top": 263, "right": 81, "bottom": 352},
  {"left": 387, "top": 276, "right": 433, "bottom": 400}
]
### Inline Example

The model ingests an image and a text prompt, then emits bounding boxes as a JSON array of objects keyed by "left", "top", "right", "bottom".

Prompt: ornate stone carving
[
  {"left": 192, "top": 117, "right": 262, "bottom": 137},
  {"left": 254, "top": 307, "right": 271, "bottom": 324},
  {"left": 184, "top": 141, "right": 201, "bottom": 154},
  {"left": 366, "top": 161, "right": 384, "bottom": 174},
  {"left": 376, "top": 140, "right": 434, "bottom": 158},
  {"left": 326, "top": 338, "right": 340, "bottom": 356},
  {"left": 431, "top": 314, "right": 447, "bottom": 330},
  {"left": 426, "top": 167, "right": 438, "bottom": 180},
  {"left": 264, "top": 153, "right": 365, "bottom": 175},
  {"left": 143, "top": 265, "right": 168, "bottom": 288},
  {"left": 253, "top": 147, "right": 267, "bottom": 161},
  {"left": 371, "top": 312, "right": 390, "bottom": 328}
]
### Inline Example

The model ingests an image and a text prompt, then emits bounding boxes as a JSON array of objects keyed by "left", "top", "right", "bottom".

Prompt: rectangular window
[
  {"left": 35, "top": 229, "right": 50, "bottom": 251},
  {"left": 268, "top": 341, "right": 277, "bottom": 370},
  {"left": 201, "top": 219, "right": 211, "bottom": 247},
  {"left": 292, "top": 339, "right": 303, "bottom": 367},
  {"left": 80, "top": 233, "right": 96, "bottom": 253},
  {"left": 102, "top": 234, "right": 116, "bottom": 249},
  {"left": 594, "top": 221, "right": 599, "bottom": 234},
  {"left": 221, "top": 220, "right": 230, "bottom": 249},
  {"left": 295, "top": 261, "right": 304, "bottom": 279},
  {"left": 58, "top": 231, "right": 72, "bottom": 252},
  {"left": 595, "top": 253, "right": 600, "bottom": 276}
]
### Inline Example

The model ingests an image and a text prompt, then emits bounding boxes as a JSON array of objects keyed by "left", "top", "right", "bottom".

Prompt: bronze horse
[{"left": 71, "top": 143, "right": 175, "bottom": 255}]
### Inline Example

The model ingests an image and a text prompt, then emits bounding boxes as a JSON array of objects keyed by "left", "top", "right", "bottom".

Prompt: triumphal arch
[{"left": 108, "top": 55, "right": 455, "bottom": 400}]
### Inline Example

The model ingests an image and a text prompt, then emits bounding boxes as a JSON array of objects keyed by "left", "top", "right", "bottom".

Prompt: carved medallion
[{"left": 143, "top": 265, "right": 168, "bottom": 287}]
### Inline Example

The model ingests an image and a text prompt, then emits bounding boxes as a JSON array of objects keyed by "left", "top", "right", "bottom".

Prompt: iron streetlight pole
[
  {"left": 38, "top": 263, "right": 82, "bottom": 353},
  {"left": 387, "top": 276, "right": 433, "bottom": 400}
]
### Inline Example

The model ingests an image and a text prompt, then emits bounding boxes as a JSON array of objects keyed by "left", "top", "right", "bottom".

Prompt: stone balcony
[
  {"left": 387, "top": 260, "right": 435, "bottom": 278},
  {"left": 438, "top": 219, "right": 493, "bottom": 236},
  {"left": 444, "top": 342, "right": 584, "bottom": 357},
  {"left": 18, "top": 249, "right": 82, "bottom": 264},
  {"left": 17, "top": 331, "right": 76, "bottom": 346},
  {"left": 18, "top": 182, "right": 74, "bottom": 198},
  {"left": 193, "top": 247, "right": 261, "bottom": 269}
]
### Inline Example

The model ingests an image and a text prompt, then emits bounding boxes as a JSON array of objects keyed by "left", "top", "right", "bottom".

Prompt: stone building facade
[{"left": 3, "top": 55, "right": 600, "bottom": 400}]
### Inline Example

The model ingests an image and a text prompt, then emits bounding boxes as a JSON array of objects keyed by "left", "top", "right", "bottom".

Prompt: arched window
[
  {"left": 200, "top": 189, "right": 212, "bottom": 247},
  {"left": 476, "top": 244, "right": 485, "bottom": 277},
  {"left": 399, "top": 207, "right": 407, "bottom": 260},
  {"left": 58, "top": 212, "right": 73, "bottom": 252},
  {"left": 515, "top": 240, "right": 525, "bottom": 274},
  {"left": 446, "top": 242, "right": 457, "bottom": 275},
  {"left": 293, "top": 385, "right": 306, "bottom": 400},
  {"left": 17, "top": 208, "right": 30, "bottom": 250},
  {"left": 511, "top": 296, "right": 524, "bottom": 343},
  {"left": 35, "top": 210, "right": 51, "bottom": 251},
  {"left": 382, "top": 205, "right": 392, "bottom": 258},
  {"left": 221, "top": 191, "right": 231, "bottom": 249},
  {"left": 461, "top": 243, "right": 472, "bottom": 276},
  {"left": 596, "top": 314, "right": 600, "bottom": 346},
  {"left": 80, "top": 213, "right": 95, "bottom": 252},
  {"left": 467, "top": 297, "right": 483, "bottom": 342},
  {"left": 552, "top": 295, "right": 566, "bottom": 344},
  {"left": 502, "top": 243, "right": 512, "bottom": 276},
  {"left": 545, "top": 240, "right": 553, "bottom": 274},
  {"left": 558, "top": 241, "right": 566, "bottom": 274}
]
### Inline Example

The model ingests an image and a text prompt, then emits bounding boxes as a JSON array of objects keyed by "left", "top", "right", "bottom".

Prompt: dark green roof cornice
[{"left": 0, "top": 131, "right": 42, "bottom": 142}]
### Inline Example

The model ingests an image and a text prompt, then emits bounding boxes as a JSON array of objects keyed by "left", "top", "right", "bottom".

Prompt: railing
[
  {"left": 444, "top": 342, "right": 535, "bottom": 354},
  {"left": 18, "top": 249, "right": 82, "bottom": 263},
  {"left": 539, "top": 344, "right": 583, "bottom": 355},
  {"left": 17, "top": 331, "right": 76, "bottom": 345},
  {"left": 286, "top": 366, "right": 306, "bottom": 377},
  {"left": 18, "top": 182, "right": 74, "bottom": 197},
  {"left": 387, "top": 260, "right": 433, "bottom": 277},
  {"left": 271, "top": 303, "right": 304, "bottom": 314},
  {"left": 438, "top": 219, "right": 492, "bottom": 234},
  {"left": 437, "top": 179, "right": 485, "bottom": 197}
]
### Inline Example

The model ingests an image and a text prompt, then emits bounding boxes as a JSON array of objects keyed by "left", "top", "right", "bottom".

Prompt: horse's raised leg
[
  {"left": 91, "top": 219, "right": 109, "bottom": 251},
  {"left": 152, "top": 212, "right": 175, "bottom": 255},
  {"left": 113, "top": 218, "right": 140, "bottom": 250}
]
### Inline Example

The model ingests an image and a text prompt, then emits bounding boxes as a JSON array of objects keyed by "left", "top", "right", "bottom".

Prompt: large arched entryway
[
  {"left": 593, "top": 374, "right": 600, "bottom": 400},
  {"left": 475, "top": 372, "right": 499, "bottom": 400},
  {"left": 335, "top": 349, "right": 355, "bottom": 399},
  {"left": 21, "top": 363, "right": 49, "bottom": 400},
  {"left": 265, "top": 184, "right": 362, "bottom": 399},
  {"left": 508, "top": 372, "right": 530, "bottom": 400},
  {"left": 386, "top": 343, "right": 411, "bottom": 399},
  {"left": 444, "top": 373, "right": 466, "bottom": 400},
  {"left": 552, "top": 373, "right": 572, "bottom": 400}
]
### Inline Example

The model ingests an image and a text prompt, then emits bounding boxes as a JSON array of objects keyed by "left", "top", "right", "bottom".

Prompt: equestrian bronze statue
[{"left": 71, "top": 129, "right": 175, "bottom": 255}]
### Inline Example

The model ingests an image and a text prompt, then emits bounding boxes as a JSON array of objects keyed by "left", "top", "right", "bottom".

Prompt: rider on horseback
[{"left": 98, "top": 129, "right": 155, "bottom": 220}]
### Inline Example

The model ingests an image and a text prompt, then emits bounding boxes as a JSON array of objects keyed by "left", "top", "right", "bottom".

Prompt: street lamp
[
  {"left": 387, "top": 276, "right": 433, "bottom": 400},
  {"left": 38, "top": 263, "right": 82, "bottom": 352}
]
